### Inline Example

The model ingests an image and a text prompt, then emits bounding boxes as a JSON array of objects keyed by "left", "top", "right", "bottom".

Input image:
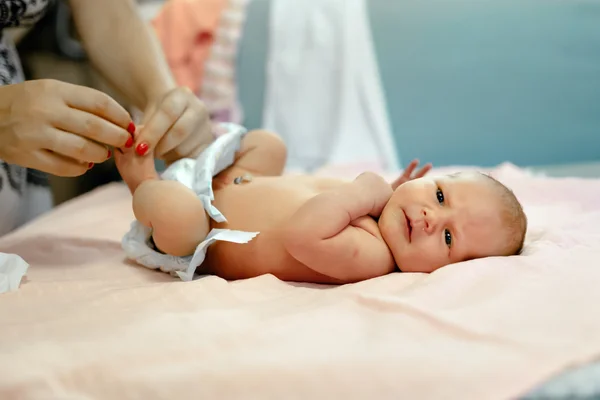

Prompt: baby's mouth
[{"left": 404, "top": 211, "right": 412, "bottom": 242}]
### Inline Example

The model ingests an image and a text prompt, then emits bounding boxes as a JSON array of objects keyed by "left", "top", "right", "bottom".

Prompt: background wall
[
  {"left": 11, "top": 0, "right": 600, "bottom": 204},
  {"left": 238, "top": 0, "right": 600, "bottom": 168}
]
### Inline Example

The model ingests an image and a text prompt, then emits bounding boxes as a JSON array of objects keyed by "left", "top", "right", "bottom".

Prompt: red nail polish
[
  {"left": 88, "top": 162, "right": 94, "bottom": 169},
  {"left": 136, "top": 142, "right": 149, "bottom": 156},
  {"left": 127, "top": 122, "right": 136, "bottom": 135},
  {"left": 125, "top": 137, "right": 133, "bottom": 148},
  {"left": 107, "top": 149, "right": 112, "bottom": 159}
]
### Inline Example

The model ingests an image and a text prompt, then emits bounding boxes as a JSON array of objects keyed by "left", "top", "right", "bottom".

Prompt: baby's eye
[
  {"left": 444, "top": 229, "right": 452, "bottom": 247},
  {"left": 436, "top": 188, "right": 445, "bottom": 205}
]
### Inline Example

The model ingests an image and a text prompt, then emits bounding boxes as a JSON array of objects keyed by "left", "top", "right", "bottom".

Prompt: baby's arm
[{"left": 283, "top": 172, "right": 396, "bottom": 283}]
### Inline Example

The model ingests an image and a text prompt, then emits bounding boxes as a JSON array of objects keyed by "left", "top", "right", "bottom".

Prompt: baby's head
[{"left": 378, "top": 171, "right": 527, "bottom": 273}]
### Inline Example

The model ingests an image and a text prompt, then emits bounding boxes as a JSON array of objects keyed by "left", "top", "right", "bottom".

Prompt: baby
[{"left": 116, "top": 129, "right": 527, "bottom": 284}]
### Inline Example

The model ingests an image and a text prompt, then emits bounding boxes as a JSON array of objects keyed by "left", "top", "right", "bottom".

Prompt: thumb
[
  {"left": 135, "top": 92, "right": 187, "bottom": 156},
  {"left": 133, "top": 121, "right": 163, "bottom": 157}
]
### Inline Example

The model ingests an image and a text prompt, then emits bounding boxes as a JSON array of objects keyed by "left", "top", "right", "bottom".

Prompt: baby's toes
[{"left": 115, "top": 149, "right": 159, "bottom": 193}]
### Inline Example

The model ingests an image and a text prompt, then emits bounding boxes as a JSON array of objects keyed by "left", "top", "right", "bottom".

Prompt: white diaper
[{"left": 121, "top": 123, "right": 259, "bottom": 281}]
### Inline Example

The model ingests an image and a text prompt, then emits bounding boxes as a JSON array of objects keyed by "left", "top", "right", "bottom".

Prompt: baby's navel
[{"left": 233, "top": 174, "right": 253, "bottom": 185}]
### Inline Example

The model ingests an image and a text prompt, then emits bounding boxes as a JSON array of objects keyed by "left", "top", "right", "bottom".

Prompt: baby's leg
[
  {"left": 237, "top": 130, "right": 287, "bottom": 176},
  {"left": 219, "top": 129, "right": 287, "bottom": 180},
  {"left": 115, "top": 149, "right": 209, "bottom": 257},
  {"left": 133, "top": 180, "right": 209, "bottom": 256}
]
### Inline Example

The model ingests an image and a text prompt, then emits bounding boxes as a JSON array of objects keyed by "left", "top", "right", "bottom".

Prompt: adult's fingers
[
  {"left": 162, "top": 136, "right": 211, "bottom": 167},
  {"left": 60, "top": 82, "right": 133, "bottom": 132},
  {"left": 154, "top": 107, "right": 206, "bottom": 158},
  {"left": 44, "top": 128, "right": 110, "bottom": 164},
  {"left": 26, "top": 150, "right": 90, "bottom": 177},
  {"left": 136, "top": 90, "right": 188, "bottom": 152},
  {"left": 53, "top": 107, "right": 131, "bottom": 148}
]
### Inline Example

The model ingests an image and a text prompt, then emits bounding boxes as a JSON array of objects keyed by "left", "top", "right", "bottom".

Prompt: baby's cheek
[{"left": 402, "top": 242, "right": 447, "bottom": 273}]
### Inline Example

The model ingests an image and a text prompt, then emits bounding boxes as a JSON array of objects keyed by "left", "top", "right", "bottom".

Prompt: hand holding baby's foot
[
  {"left": 114, "top": 126, "right": 160, "bottom": 194},
  {"left": 391, "top": 159, "right": 432, "bottom": 190}
]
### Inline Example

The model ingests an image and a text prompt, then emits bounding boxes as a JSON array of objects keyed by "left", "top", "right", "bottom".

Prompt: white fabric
[
  {"left": 0, "top": 252, "right": 28, "bottom": 293},
  {"left": 263, "top": 0, "right": 399, "bottom": 172},
  {"left": 121, "top": 123, "right": 259, "bottom": 281}
]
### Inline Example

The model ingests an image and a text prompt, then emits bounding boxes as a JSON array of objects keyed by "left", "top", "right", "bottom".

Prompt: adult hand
[
  {"left": 134, "top": 87, "right": 212, "bottom": 165},
  {"left": 0, "top": 80, "right": 134, "bottom": 176},
  {"left": 391, "top": 159, "right": 432, "bottom": 190}
]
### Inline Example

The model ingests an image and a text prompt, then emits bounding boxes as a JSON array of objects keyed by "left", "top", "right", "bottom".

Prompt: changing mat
[{"left": 0, "top": 164, "right": 599, "bottom": 400}]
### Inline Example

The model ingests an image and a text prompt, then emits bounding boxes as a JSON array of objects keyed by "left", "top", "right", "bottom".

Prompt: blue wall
[{"left": 238, "top": 0, "right": 600, "bottom": 167}]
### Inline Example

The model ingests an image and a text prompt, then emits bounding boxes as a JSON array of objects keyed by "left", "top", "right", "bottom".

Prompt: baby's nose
[{"left": 421, "top": 208, "right": 439, "bottom": 234}]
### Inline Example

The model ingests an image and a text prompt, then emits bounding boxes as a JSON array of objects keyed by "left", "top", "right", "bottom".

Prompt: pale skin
[
  {"left": 0, "top": 0, "right": 211, "bottom": 177},
  {"left": 70, "top": 0, "right": 213, "bottom": 162},
  {"left": 116, "top": 131, "right": 508, "bottom": 284}
]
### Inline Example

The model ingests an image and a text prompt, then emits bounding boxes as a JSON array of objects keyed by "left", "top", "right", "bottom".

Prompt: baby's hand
[
  {"left": 391, "top": 159, "right": 432, "bottom": 190},
  {"left": 354, "top": 172, "right": 393, "bottom": 218}
]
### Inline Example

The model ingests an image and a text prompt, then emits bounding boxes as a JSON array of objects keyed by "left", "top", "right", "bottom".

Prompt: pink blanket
[{"left": 1, "top": 163, "right": 599, "bottom": 399}]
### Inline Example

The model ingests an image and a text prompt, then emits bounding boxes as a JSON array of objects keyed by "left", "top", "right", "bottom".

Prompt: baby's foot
[{"left": 114, "top": 144, "right": 160, "bottom": 194}]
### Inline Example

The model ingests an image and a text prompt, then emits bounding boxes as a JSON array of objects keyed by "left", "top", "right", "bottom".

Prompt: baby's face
[{"left": 378, "top": 173, "right": 507, "bottom": 273}]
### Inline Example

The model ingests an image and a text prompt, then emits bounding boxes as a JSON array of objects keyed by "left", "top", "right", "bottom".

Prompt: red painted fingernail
[
  {"left": 127, "top": 122, "right": 136, "bottom": 135},
  {"left": 88, "top": 162, "right": 94, "bottom": 169},
  {"left": 125, "top": 137, "right": 133, "bottom": 148},
  {"left": 136, "top": 142, "right": 149, "bottom": 156},
  {"left": 107, "top": 149, "right": 112, "bottom": 159}
]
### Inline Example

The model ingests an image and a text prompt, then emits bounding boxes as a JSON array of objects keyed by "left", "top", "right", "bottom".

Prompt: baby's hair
[
  {"left": 478, "top": 173, "right": 527, "bottom": 256},
  {"left": 448, "top": 171, "right": 527, "bottom": 255}
]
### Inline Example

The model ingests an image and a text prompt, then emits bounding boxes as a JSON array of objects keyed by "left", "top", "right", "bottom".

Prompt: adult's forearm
[{"left": 69, "top": 0, "right": 176, "bottom": 110}]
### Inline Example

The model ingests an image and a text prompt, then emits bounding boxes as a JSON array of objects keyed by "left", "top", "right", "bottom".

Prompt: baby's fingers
[
  {"left": 402, "top": 159, "right": 419, "bottom": 178},
  {"left": 414, "top": 163, "right": 433, "bottom": 179}
]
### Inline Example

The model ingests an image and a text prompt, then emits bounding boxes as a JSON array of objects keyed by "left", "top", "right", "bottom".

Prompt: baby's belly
[
  {"left": 204, "top": 176, "right": 346, "bottom": 284},
  {"left": 209, "top": 176, "right": 329, "bottom": 232}
]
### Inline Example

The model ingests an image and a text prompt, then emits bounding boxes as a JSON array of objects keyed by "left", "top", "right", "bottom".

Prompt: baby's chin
[{"left": 391, "top": 252, "right": 445, "bottom": 274}]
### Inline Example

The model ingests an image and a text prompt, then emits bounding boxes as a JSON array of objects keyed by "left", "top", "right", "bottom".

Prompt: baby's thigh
[
  {"left": 133, "top": 180, "right": 209, "bottom": 256},
  {"left": 133, "top": 180, "right": 198, "bottom": 220}
]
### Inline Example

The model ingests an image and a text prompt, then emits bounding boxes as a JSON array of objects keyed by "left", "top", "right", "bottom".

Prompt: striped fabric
[{"left": 199, "top": 0, "right": 249, "bottom": 125}]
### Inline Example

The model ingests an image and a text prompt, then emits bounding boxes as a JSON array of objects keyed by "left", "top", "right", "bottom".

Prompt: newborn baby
[{"left": 116, "top": 129, "right": 527, "bottom": 284}]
